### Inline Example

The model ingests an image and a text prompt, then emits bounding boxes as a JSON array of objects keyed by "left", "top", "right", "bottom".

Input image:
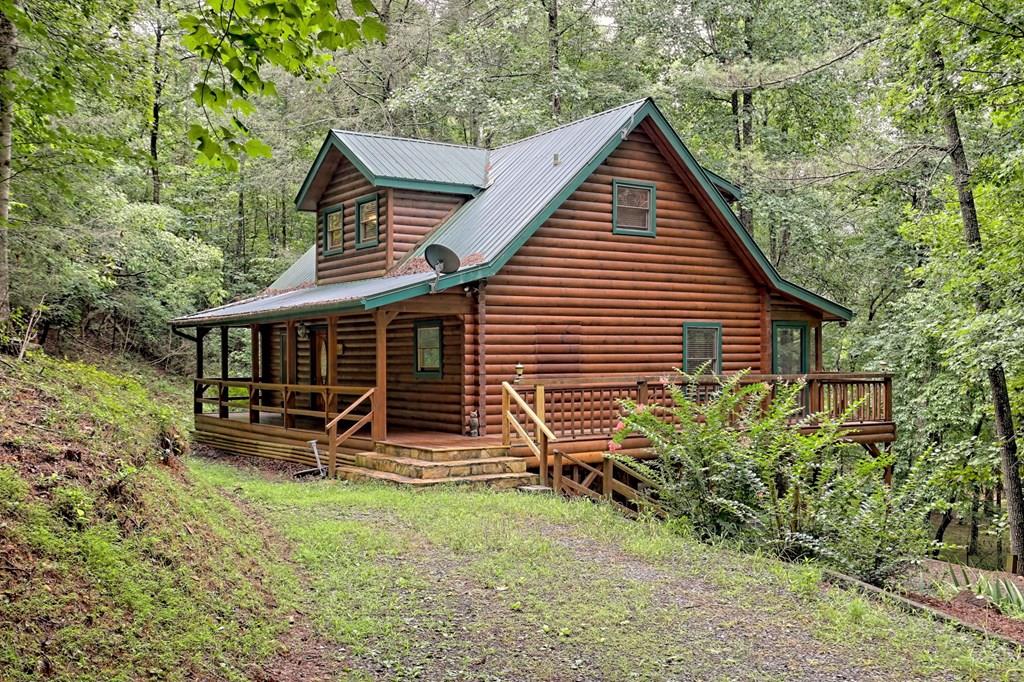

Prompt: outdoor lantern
[
  {"left": 297, "top": 323, "right": 309, "bottom": 341},
  {"left": 514, "top": 362, "right": 524, "bottom": 384}
]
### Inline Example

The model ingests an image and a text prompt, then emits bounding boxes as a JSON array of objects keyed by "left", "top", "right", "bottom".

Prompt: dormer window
[
  {"left": 323, "top": 204, "right": 344, "bottom": 255},
  {"left": 355, "top": 194, "right": 380, "bottom": 248},
  {"left": 612, "top": 179, "right": 656, "bottom": 237}
]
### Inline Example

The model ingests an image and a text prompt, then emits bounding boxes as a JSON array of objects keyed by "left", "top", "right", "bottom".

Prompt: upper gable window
[
  {"left": 323, "top": 204, "right": 344, "bottom": 255},
  {"left": 355, "top": 194, "right": 380, "bottom": 249},
  {"left": 612, "top": 179, "right": 656, "bottom": 237}
]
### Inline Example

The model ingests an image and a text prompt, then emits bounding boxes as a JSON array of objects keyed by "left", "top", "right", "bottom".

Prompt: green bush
[{"left": 611, "top": 369, "right": 940, "bottom": 586}]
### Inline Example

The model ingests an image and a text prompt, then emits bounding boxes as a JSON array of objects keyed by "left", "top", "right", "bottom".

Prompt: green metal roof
[
  {"left": 176, "top": 98, "right": 851, "bottom": 326},
  {"left": 295, "top": 131, "right": 489, "bottom": 210}
]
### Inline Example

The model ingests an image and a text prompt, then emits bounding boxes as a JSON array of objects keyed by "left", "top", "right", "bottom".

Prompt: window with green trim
[
  {"left": 414, "top": 320, "right": 443, "bottom": 378},
  {"left": 355, "top": 194, "right": 380, "bottom": 248},
  {"left": 612, "top": 179, "right": 656, "bottom": 236},
  {"left": 683, "top": 322, "right": 721, "bottom": 374},
  {"left": 322, "top": 204, "right": 344, "bottom": 254}
]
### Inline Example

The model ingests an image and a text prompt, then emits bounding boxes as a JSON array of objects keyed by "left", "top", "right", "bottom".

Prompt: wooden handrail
[
  {"left": 501, "top": 382, "right": 557, "bottom": 441},
  {"left": 327, "top": 388, "right": 377, "bottom": 477},
  {"left": 501, "top": 381, "right": 557, "bottom": 486},
  {"left": 193, "top": 379, "right": 376, "bottom": 428},
  {"left": 326, "top": 388, "right": 375, "bottom": 431},
  {"left": 517, "top": 371, "right": 891, "bottom": 387}
]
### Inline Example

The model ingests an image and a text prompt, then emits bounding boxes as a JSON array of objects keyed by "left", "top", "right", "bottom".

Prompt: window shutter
[{"left": 685, "top": 325, "right": 720, "bottom": 374}]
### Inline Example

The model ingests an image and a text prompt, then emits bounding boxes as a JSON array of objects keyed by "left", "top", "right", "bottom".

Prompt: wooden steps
[{"left": 335, "top": 441, "right": 538, "bottom": 489}]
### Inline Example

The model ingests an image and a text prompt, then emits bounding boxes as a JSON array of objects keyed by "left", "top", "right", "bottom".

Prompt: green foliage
[
  {"left": 611, "top": 370, "right": 940, "bottom": 585},
  {"left": 949, "top": 566, "right": 1024, "bottom": 619},
  {"left": 179, "top": 0, "right": 386, "bottom": 167},
  {"left": 0, "top": 353, "right": 297, "bottom": 681}
]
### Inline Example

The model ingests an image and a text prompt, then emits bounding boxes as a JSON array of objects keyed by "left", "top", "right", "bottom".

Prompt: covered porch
[{"left": 183, "top": 291, "right": 478, "bottom": 475}]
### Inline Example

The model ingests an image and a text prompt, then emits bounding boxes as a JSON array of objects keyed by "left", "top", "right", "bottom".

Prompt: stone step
[
  {"left": 353, "top": 452, "right": 528, "bottom": 479},
  {"left": 335, "top": 465, "right": 539, "bottom": 490},
  {"left": 374, "top": 442, "right": 511, "bottom": 462}
]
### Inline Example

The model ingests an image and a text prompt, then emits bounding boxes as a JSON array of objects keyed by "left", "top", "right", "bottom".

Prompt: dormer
[{"left": 294, "top": 131, "right": 489, "bottom": 284}]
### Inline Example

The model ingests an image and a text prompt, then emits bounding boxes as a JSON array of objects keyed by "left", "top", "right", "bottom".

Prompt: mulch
[{"left": 906, "top": 591, "right": 1024, "bottom": 645}]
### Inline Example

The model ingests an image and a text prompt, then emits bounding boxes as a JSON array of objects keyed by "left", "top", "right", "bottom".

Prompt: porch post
[
  {"left": 373, "top": 309, "right": 397, "bottom": 442},
  {"left": 219, "top": 326, "right": 229, "bottom": 418},
  {"left": 194, "top": 327, "right": 208, "bottom": 415},
  {"left": 284, "top": 320, "right": 296, "bottom": 428},
  {"left": 249, "top": 324, "right": 260, "bottom": 424}
]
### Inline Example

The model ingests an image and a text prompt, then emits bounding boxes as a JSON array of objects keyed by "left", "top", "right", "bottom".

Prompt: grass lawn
[
  {"left": 2, "top": 351, "right": 1021, "bottom": 681},
  {"left": 192, "top": 457, "right": 1022, "bottom": 682}
]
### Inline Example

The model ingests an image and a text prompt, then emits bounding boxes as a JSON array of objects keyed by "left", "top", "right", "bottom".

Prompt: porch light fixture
[
  {"left": 514, "top": 362, "right": 524, "bottom": 384},
  {"left": 296, "top": 323, "right": 309, "bottom": 341}
]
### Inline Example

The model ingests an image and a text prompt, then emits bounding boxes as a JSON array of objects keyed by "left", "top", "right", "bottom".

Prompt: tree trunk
[
  {"left": 737, "top": 15, "right": 755, "bottom": 235},
  {"left": 545, "top": 0, "right": 560, "bottom": 118},
  {"left": 0, "top": 9, "right": 15, "bottom": 322},
  {"left": 149, "top": 0, "right": 163, "bottom": 204},
  {"left": 968, "top": 485, "right": 980, "bottom": 562},
  {"left": 938, "top": 67, "right": 1024, "bottom": 574},
  {"left": 933, "top": 508, "right": 954, "bottom": 555}
]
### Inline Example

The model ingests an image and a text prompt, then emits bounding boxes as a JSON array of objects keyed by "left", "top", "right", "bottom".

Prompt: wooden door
[{"left": 310, "top": 326, "right": 330, "bottom": 410}]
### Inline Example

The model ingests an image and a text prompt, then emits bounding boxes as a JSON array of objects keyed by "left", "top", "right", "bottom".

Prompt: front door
[
  {"left": 310, "top": 326, "right": 330, "bottom": 410},
  {"left": 772, "top": 321, "right": 808, "bottom": 375}
]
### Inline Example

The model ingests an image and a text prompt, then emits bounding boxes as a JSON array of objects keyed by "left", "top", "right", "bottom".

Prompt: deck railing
[
  {"left": 501, "top": 381, "right": 558, "bottom": 486},
  {"left": 510, "top": 373, "right": 892, "bottom": 441},
  {"left": 193, "top": 378, "right": 374, "bottom": 431}
]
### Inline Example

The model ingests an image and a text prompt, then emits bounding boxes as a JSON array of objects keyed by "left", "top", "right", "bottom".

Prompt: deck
[{"left": 191, "top": 372, "right": 896, "bottom": 476}]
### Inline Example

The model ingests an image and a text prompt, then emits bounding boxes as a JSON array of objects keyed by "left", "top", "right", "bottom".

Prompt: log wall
[
  {"left": 255, "top": 312, "right": 465, "bottom": 434},
  {"left": 391, "top": 189, "right": 465, "bottom": 263},
  {"left": 472, "top": 123, "right": 822, "bottom": 432},
  {"left": 316, "top": 158, "right": 388, "bottom": 284}
]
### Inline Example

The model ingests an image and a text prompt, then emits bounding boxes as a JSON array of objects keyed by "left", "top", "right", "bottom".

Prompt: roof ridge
[
  {"left": 492, "top": 99, "right": 650, "bottom": 151},
  {"left": 331, "top": 129, "right": 485, "bottom": 151}
]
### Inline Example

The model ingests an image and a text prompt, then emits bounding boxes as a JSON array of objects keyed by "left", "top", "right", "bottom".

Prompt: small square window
[
  {"left": 356, "top": 195, "right": 379, "bottom": 248},
  {"left": 613, "top": 180, "right": 656, "bottom": 236},
  {"left": 323, "top": 205, "right": 344, "bottom": 254},
  {"left": 415, "top": 320, "right": 443, "bottom": 378},
  {"left": 683, "top": 322, "right": 721, "bottom": 374}
]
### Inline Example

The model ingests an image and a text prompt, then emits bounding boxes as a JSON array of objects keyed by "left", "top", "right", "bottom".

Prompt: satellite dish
[
  {"left": 424, "top": 244, "right": 461, "bottom": 274},
  {"left": 424, "top": 244, "right": 461, "bottom": 294}
]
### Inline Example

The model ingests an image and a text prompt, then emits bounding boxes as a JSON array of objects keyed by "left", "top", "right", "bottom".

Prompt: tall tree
[
  {"left": 934, "top": 56, "right": 1024, "bottom": 572},
  {"left": 0, "top": 8, "right": 14, "bottom": 319}
]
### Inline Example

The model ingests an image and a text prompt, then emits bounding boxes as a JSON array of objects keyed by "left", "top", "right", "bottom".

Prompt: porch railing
[
  {"left": 326, "top": 388, "right": 376, "bottom": 477},
  {"left": 509, "top": 373, "right": 892, "bottom": 441},
  {"left": 193, "top": 378, "right": 374, "bottom": 431}
]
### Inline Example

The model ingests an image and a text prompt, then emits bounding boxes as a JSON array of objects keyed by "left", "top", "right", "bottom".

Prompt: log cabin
[{"left": 171, "top": 98, "right": 894, "bottom": 491}]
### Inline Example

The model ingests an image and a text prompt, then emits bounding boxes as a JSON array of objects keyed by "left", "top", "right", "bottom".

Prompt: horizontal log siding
[
  {"left": 769, "top": 293, "right": 821, "bottom": 322},
  {"left": 391, "top": 189, "right": 465, "bottom": 263},
  {"left": 386, "top": 315, "right": 465, "bottom": 433},
  {"left": 316, "top": 157, "right": 388, "bottom": 284},
  {"left": 478, "top": 128, "right": 767, "bottom": 432}
]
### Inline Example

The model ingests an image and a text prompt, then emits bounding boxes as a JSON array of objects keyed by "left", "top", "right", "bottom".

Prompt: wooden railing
[
  {"left": 549, "top": 450, "right": 664, "bottom": 517},
  {"left": 501, "top": 381, "right": 557, "bottom": 486},
  {"left": 513, "top": 373, "right": 892, "bottom": 440},
  {"left": 193, "top": 378, "right": 374, "bottom": 430},
  {"left": 326, "top": 388, "right": 376, "bottom": 477}
]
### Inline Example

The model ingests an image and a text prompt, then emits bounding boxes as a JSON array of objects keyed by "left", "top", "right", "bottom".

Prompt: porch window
[
  {"left": 414, "top": 319, "right": 443, "bottom": 378},
  {"left": 355, "top": 194, "right": 379, "bottom": 248},
  {"left": 323, "top": 204, "right": 344, "bottom": 254},
  {"left": 683, "top": 322, "right": 721, "bottom": 374},
  {"left": 612, "top": 179, "right": 656, "bottom": 237}
]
